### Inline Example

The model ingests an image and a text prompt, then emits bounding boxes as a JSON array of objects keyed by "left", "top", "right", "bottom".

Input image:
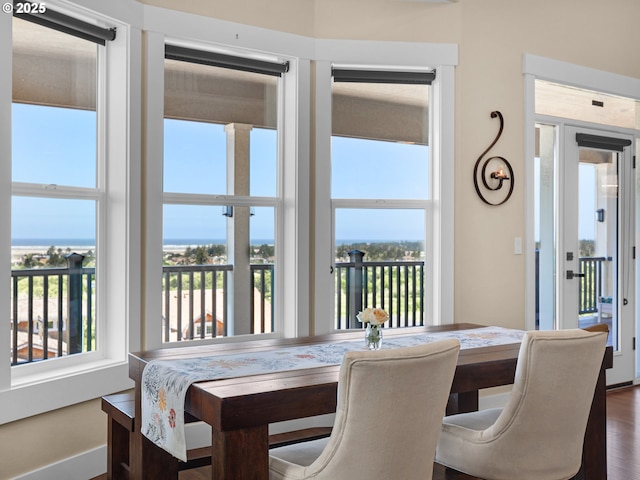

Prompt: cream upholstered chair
[
  {"left": 436, "top": 329, "right": 607, "bottom": 480},
  {"left": 269, "top": 339, "right": 461, "bottom": 480}
]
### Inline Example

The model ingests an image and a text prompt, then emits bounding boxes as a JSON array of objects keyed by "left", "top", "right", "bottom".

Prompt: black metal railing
[
  {"left": 162, "top": 263, "right": 275, "bottom": 342},
  {"left": 579, "top": 256, "right": 608, "bottom": 314},
  {"left": 335, "top": 250, "right": 425, "bottom": 329},
  {"left": 250, "top": 264, "right": 275, "bottom": 334},
  {"left": 535, "top": 250, "right": 610, "bottom": 322},
  {"left": 11, "top": 260, "right": 276, "bottom": 364},
  {"left": 13, "top": 246, "right": 424, "bottom": 359},
  {"left": 10, "top": 254, "right": 95, "bottom": 366}
]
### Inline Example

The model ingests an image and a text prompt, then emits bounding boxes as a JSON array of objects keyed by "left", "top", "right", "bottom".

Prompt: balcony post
[
  {"left": 66, "top": 253, "right": 85, "bottom": 355},
  {"left": 348, "top": 250, "right": 365, "bottom": 329}
]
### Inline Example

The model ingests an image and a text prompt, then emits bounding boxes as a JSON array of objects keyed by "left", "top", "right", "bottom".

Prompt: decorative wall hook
[{"left": 473, "top": 111, "right": 514, "bottom": 206}]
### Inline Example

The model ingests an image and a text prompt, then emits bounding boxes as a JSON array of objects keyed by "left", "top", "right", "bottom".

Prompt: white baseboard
[{"left": 13, "top": 445, "right": 106, "bottom": 480}]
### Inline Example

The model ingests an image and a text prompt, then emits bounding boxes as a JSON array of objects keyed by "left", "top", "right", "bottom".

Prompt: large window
[
  {"left": 330, "top": 69, "right": 432, "bottom": 330},
  {"left": 10, "top": 15, "right": 104, "bottom": 365},
  {"left": 161, "top": 45, "right": 286, "bottom": 342},
  {"left": 1, "top": 4, "right": 137, "bottom": 423}
]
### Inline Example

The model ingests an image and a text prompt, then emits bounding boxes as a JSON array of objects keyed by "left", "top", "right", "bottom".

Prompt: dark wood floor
[
  {"left": 605, "top": 385, "right": 640, "bottom": 480},
  {"left": 95, "top": 385, "right": 640, "bottom": 480}
]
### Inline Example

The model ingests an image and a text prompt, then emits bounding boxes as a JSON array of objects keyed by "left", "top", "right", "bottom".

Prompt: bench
[{"left": 102, "top": 392, "right": 332, "bottom": 479}]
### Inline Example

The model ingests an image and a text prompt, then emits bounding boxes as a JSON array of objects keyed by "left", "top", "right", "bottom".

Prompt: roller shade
[
  {"left": 576, "top": 133, "right": 631, "bottom": 152},
  {"left": 331, "top": 68, "right": 431, "bottom": 145},
  {"left": 332, "top": 68, "right": 435, "bottom": 85},
  {"left": 165, "top": 45, "right": 289, "bottom": 77},
  {"left": 13, "top": 1, "right": 116, "bottom": 45}
]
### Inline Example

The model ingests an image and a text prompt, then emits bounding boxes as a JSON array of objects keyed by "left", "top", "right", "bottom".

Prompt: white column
[{"left": 225, "top": 123, "right": 253, "bottom": 335}]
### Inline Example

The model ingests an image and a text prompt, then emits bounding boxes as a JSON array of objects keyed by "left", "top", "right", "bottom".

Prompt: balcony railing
[
  {"left": 12, "top": 261, "right": 276, "bottom": 364},
  {"left": 162, "top": 263, "right": 275, "bottom": 342},
  {"left": 335, "top": 250, "right": 425, "bottom": 329},
  {"left": 578, "top": 256, "right": 608, "bottom": 315},
  {"left": 12, "top": 250, "right": 609, "bottom": 364},
  {"left": 535, "top": 250, "right": 610, "bottom": 322},
  {"left": 10, "top": 253, "right": 95, "bottom": 366}
]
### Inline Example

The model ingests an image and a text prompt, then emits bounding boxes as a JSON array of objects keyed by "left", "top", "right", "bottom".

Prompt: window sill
[{"left": 1, "top": 358, "right": 133, "bottom": 424}]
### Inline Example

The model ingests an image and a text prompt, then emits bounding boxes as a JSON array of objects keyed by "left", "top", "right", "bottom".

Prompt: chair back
[
  {"left": 486, "top": 329, "right": 607, "bottom": 478},
  {"left": 306, "top": 339, "right": 460, "bottom": 480}
]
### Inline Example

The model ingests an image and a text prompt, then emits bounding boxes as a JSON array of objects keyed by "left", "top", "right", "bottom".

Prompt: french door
[{"left": 536, "top": 123, "right": 635, "bottom": 385}]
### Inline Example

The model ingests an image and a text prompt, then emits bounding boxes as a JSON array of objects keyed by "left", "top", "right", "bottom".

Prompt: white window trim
[
  {"left": 522, "top": 53, "right": 640, "bottom": 332},
  {"left": 313, "top": 41, "right": 457, "bottom": 335},
  {"left": 142, "top": 10, "right": 312, "bottom": 350},
  {"left": 0, "top": 1, "right": 142, "bottom": 424}
]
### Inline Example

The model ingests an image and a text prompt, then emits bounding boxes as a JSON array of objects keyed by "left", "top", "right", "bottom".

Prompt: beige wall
[
  {"left": 5, "top": 0, "right": 640, "bottom": 477},
  {"left": 453, "top": 0, "right": 640, "bottom": 329},
  {"left": 0, "top": 398, "right": 106, "bottom": 478}
]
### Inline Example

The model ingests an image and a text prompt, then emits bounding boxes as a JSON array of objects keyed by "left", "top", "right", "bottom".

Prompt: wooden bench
[{"left": 102, "top": 392, "right": 332, "bottom": 480}]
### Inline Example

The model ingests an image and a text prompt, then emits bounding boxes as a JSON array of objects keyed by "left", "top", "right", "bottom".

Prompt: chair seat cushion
[
  {"left": 442, "top": 408, "right": 503, "bottom": 433},
  {"left": 270, "top": 438, "right": 330, "bottom": 478}
]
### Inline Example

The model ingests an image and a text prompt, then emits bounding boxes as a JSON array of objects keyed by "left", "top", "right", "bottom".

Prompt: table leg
[
  {"left": 211, "top": 424, "right": 270, "bottom": 480},
  {"left": 447, "top": 391, "right": 479, "bottom": 415},
  {"left": 577, "top": 361, "right": 608, "bottom": 480},
  {"left": 129, "top": 384, "right": 179, "bottom": 480}
]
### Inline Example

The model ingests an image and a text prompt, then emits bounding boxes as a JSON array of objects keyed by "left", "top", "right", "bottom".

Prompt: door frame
[
  {"left": 562, "top": 125, "right": 635, "bottom": 386},
  {"left": 528, "top": 117, "right": 637, "bottom": 385},
  {"left": 524, "top": 55, "right": 640, "bottom": 385}
]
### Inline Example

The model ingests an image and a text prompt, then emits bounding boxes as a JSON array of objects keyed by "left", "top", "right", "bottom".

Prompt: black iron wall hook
[{"left": 473, "top": 111, "right": 514, "bottom": 206}]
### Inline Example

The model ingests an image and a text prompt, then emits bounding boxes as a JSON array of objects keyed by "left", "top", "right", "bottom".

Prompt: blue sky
[
  {"left": 12, "top": 104, "right": 430, "bottom": 245},
  {"left": 12, "top": 104, "right": 97, "bottom": 241}
]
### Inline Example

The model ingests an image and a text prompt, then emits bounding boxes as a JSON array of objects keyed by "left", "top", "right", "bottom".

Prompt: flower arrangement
[
  {"left": 357, "top": 307, "right": 389, "bottom": 350},
  {"left": 356, "top": 307, "right": 389, "bottom": 326}
]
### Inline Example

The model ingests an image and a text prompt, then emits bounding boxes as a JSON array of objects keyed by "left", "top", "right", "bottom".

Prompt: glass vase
[{"left": 365, "top": 324, "right": 382, "bottom": 350}]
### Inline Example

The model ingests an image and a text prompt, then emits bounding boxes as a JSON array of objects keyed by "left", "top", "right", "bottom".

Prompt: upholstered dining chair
[
  {"left": 435, "top": 329, "right": 607, "bottom": 480},
  {"left": 268, "top": 339, "right": 461, "bottom": 480},
  {"left": 583, "top": 323, "right": 609, "bottom": 334}
]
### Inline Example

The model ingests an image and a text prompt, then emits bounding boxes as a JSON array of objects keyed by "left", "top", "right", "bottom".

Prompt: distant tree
[
  {"left": 22, "top": 253, "right": 36, "bottom": 269},
  {"left": 207, "top": 244, "right": 226, "bottom": 257},
  {"left": 46, "top": 245, "right": 65, "bottom": 267},
  {"left": 194, "top": 245, "right": 209, "bottom": 265},
  {"left": 257, "top": 244, "right": 274, "bottom": 258},
  {"left": 84, "top": 250, "right": 96, "bottom": 266},
  {"left": 579, "top": 239, "right": 595, "bottom": 258},
  {"left": 334, "top": 241, "right": 423, "bottom": 262}
]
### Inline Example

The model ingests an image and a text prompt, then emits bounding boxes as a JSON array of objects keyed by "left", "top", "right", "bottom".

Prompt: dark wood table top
[{"left": 129, "top": 324, "right": 524, "bottom": 428}]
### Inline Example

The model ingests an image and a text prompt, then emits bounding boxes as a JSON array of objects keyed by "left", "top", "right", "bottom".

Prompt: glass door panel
[
  {"left": 577, "top": 150, "right": 617, "bottom": 349},
  {"left": 535, "top": 124, "right": 634, "bottom": 385}
]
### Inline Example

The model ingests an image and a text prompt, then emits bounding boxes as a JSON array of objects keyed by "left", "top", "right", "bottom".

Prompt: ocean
[{"left": 12, "top": 238, "right": 419, "bottom": 248}]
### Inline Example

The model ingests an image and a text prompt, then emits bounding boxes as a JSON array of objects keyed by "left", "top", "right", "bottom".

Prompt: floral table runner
[{"left": 141, "top": 326, "right": 525, "bottom": 461}]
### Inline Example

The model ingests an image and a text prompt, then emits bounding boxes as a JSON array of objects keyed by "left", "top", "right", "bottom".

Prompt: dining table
[{"left": 127, "top": 323, "right": 613, "bottom": 480}]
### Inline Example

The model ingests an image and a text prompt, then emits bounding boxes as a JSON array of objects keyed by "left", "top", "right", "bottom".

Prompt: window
[
  {"left": 0, "top": 4, "right": 137, "bottom": 423},
  {"left": 10, "top": 15, "right": 103, "bottom": 366},
  {"left": 313, "top": 47, "right": 456, "bottom": 336},
  {"left": 330, "top": 68, "right": 432, "bottom": 330},
  {"left": 160, "top": 45, "right": 287, "bottom": 343}
]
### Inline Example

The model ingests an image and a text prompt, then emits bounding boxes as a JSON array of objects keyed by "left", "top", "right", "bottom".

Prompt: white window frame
[
  {"left": 0, "top": 1, "right": 141, "bottom": 424},
  {"left": 160, "top": 67, "right": 283, "bottom": 342},
  {"left": 142, "top": 8, "right": 312, "bottom": 349},
  {"left": 313, "top": 41, "right": 457, "bottom": 334}
]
